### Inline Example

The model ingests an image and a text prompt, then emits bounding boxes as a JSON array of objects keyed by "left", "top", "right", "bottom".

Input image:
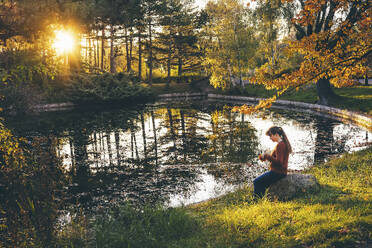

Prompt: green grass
[
  {"left": 333, "top": 86, "right": 372, "bottom": 115},
  {"left": 281, "top": 85, "right": 372, "bottom": 115},
  {"left": 92, "top": 204, "right": 205, "bottom": 248},
  {"left": 281, "top": 86, "right": 318, "bottom": 103}
]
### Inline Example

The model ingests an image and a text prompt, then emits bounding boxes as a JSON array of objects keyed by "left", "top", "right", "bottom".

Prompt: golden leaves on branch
[
  {"left": 254, "top": 5, "right": 371, "bottom": 90},
  {"left": 0, "top": 128, "right": 26, "bottom": 169},
  {"left": 232, "top": 87, "right": 288, "bottom": 115},
  {"left": 232, "top": 0, "right": 370, "bottom": 114},
  {"left": 287, "top": 0, "right": 365, "bottom": 27},
  {"left": 231, "top": 97, "right": 276, "bottom": 115}
]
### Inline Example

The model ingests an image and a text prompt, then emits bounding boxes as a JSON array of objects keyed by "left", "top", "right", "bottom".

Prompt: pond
[{"left": 5, "top": 99, "right": 371, "bottom": 211}]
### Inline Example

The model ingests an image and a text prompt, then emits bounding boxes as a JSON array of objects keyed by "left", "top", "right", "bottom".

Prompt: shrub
[
  {"left": 0, "top": 127, "right": 67, "bottom": 247},
  {"left": 0, "top": 49, "right": 56, "bottom": 114},
  {"left": 0, "top": 83, "right": 42, "bottom": 115},
  {"left": 67, "top": 73, "right": 155, "bottom": 104}
]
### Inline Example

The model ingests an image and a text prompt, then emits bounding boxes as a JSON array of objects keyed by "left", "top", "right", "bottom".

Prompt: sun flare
[{"left": 53, "top": 30, "right": 74, "bottom": 54}]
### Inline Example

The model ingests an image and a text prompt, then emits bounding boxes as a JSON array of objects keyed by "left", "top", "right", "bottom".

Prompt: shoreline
[
  {"left": 31, "top": 93, "right": 372, "bottom": 131},
  {"left": 159, "top": 93, "right": 372, "bottom": 130}
]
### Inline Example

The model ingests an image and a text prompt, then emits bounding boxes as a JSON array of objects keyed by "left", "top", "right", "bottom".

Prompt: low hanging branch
[{"left": 233, "top": 0, "right": 371, "bottom": 114}]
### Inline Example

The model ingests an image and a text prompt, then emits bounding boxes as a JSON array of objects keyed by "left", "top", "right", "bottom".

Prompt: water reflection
[{"left": 5, "top": 101, "right": 371, "bottom": 209}]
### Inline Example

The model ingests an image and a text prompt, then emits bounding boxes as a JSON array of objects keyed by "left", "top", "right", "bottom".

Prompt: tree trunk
[
  {"left": 167, "top": 108, "right": 177, "bottom": 163},
  {"left": 85, "top": 36, "right": 88, "bottom": 64},
  {"left": 129, "top": 29, "right": 133, "bottom": 69},
  {"left": 125, "top": 27, "right": 131, "bottom": 72},
  {"left": 93, "top": 132, "right": 98, "bottom": 167},
  {"left": 316, "top": 78, "right": 337, "bottom": 105},
  {"left": 95, "top": 30, "right": 99, "bottom": 69},
  {"left": 151, "top": 111, "right": 158, "bottom": 165},
  {"left": 110, "top": 25, "right": 116, "bottom": 73},
  {"left": 130, "top": 121, "right": 139, "bottom": 160},
  {"left": 167, "top": 40, "right": 172, "bottom": 87},
  {"left": 365, "top": 71, "right": 369, "bottom": 86},
  {"left": 180, "top": 110, "right": 186, "bottom": 162},
  {"left": 178, "top": 56, "right": 182, "bottom": 79},
  {"left": 141, "top": 113, "right": 147, "bottom": 159},
  {"left": 148, "top": 19, "right": 153, "bottom": 85},
  {"left": 177, "top": 31, "right": 182, "bottom": 83},
  {"left": 138, "top": 33, "right": 142, "bottom": 80},
  {"left": 114, "top": 130, "right": 120, "bottom": 166},
  {"left": 106, "top": 133, "right": 113, "bottom": 166},
  {"left": 69, "top": 137, "right": 75, "bottom": 169},
  {"left": 88, "top": 37, "right": 92, "bottom": 72},
  {"left": 94, "top": 32, "right": 97, "bottom": 69},
  {"left": 101, "top": 27, "right": 105, "bottom": 71}
]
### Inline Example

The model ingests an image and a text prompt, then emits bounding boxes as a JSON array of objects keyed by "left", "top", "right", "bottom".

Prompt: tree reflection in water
[{"left": 5, "top": 102, "right": 371, "bottom": 211}]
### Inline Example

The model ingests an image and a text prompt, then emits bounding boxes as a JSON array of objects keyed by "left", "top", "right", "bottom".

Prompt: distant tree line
[{"left": 0, "top": 0, "right": 370, "bottom": 105}]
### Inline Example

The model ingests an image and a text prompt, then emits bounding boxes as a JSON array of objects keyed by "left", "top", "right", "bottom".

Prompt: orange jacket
[{"left": 263, "top": 141, "right": 289, "bottom": 175}]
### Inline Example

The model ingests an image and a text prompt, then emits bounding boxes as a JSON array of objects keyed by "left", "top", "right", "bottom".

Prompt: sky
[{"left": 194, "top": 0, "right": 208, "bottom": 9}]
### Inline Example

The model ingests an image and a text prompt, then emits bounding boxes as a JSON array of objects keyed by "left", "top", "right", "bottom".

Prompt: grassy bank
[
  {"left": 67, "top": 146, "right": 371, "bottom": 248},
  {"left": 149, "top": 81, "right": 372, "bottom": 116},
  {"left": 186, "top": 145, "right": 371, "bottom": 248}
]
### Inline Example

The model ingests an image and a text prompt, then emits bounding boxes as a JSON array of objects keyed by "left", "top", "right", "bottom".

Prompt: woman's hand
[{"left": 258, "top": 154, "right": 265, "bottom": 161}]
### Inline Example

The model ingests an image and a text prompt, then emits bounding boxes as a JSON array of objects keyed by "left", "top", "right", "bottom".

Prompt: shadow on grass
[
  {"left": 287, "top": 184, "right": 372, "bottom": 248},
  {"left": 207, "top": 183, "right": 371, "bottom": 248},
  {"left": 329, "top": 95, "right": 372, "bottom": 115}
]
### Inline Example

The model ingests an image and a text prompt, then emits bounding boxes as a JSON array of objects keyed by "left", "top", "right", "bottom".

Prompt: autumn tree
[
  {"left": 202, "top": 0, "right": 258, "bottom": 89},
  {"left": 252, "top": 0, "right": 296, "bottom": 73},
  {"left": 238, "top": 0, "right": 371, "bottom": 113}
]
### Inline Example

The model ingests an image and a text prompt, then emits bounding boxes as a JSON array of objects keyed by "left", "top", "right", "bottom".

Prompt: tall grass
[{"left": 92, "top": 204, "right": 205, "bottom": 248}]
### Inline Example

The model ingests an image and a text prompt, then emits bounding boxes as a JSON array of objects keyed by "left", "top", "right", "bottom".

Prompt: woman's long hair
[{"left": 266, "top": 126, "right": 292, "bottom": 154}]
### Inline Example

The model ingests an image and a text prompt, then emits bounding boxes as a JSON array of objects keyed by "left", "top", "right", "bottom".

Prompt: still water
[{"left": 6, "top": 100, "right": 371, "bottom": 210}]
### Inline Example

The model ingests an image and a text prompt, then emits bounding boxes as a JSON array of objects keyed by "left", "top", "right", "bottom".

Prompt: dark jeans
[{"left": 253, "top": 171, "right": 286, "bottom": 198}]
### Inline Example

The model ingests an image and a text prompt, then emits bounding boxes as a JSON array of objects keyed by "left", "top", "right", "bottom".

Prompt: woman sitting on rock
[{"left": 254, "top": 126, "right": 292, "bottom": 198}]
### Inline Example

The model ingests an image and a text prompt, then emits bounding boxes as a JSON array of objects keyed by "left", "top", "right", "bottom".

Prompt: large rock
[{"left": 267, "top": 174, "right": 320, "bottom": 201}]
